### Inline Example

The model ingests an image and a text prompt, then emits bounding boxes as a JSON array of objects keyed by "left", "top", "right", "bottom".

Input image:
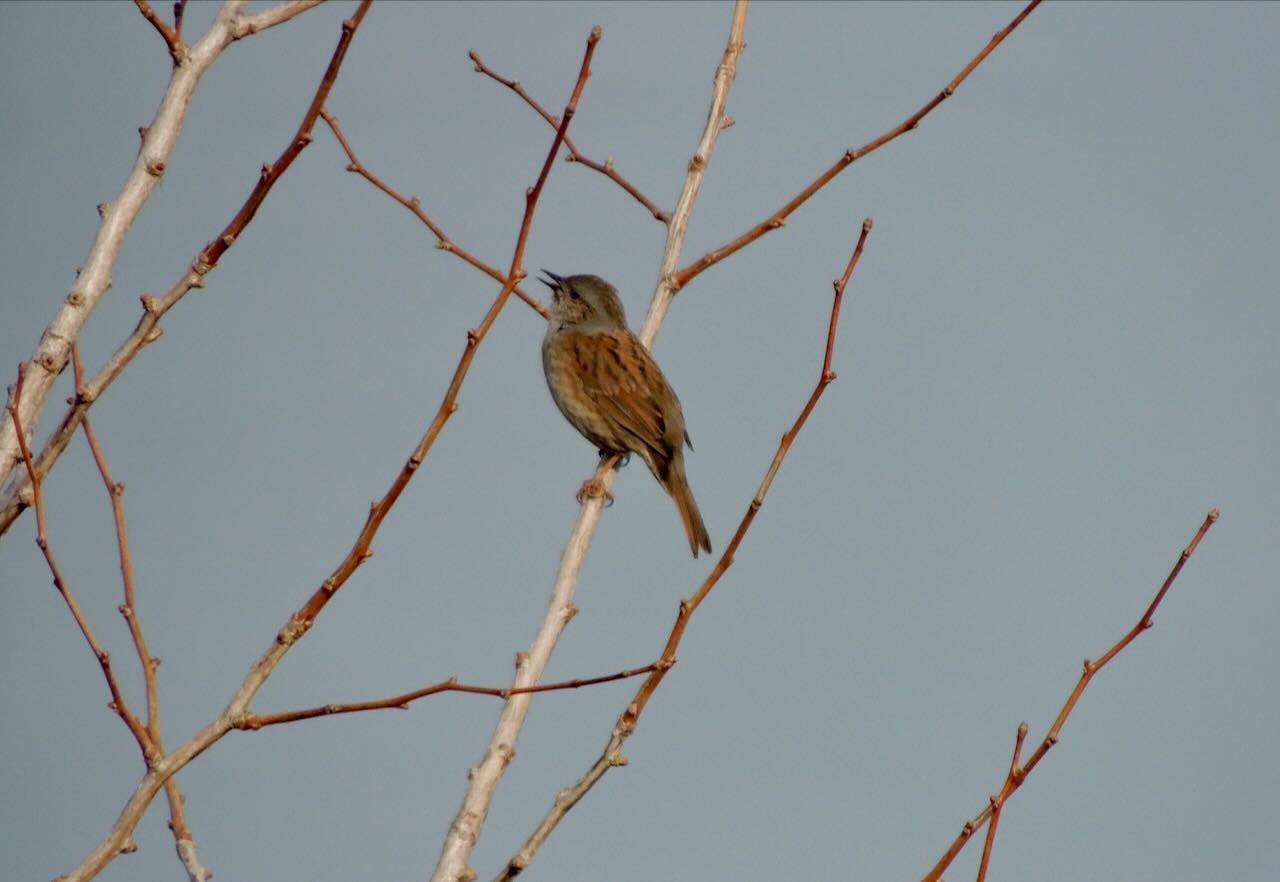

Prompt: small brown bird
[{"left": 540, "top": 271, "right": 712, "bottom": 557}]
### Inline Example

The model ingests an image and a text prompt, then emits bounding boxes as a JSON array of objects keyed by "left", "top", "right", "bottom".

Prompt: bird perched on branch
[{"left": 540, "top": 271, "right": 712, "bottom": 557}]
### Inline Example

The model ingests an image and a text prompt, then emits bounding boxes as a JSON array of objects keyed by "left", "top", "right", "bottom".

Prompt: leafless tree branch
[
  {"left": 469, "top": 49, "right": 670, "bottom": 223},
  {"left": 922, "top": 509, "right": 1220, "bottom": 882},
  {"left": 0, "top": 0, "right": 350, "bottom": 539},
  {"left": 672, "top": 0, "right": 1041, "bottom": 292},
  {"left": 319, "top": 109, "right": 549, "bottom": 316}
]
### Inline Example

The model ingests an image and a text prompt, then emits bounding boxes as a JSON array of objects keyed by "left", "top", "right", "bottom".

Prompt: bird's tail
[{"left": 664, "top": 453, "right": 712, "bottom": 558}]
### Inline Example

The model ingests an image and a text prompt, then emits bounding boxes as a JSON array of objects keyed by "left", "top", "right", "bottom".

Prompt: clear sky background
[{"left": 2, "top": 2, "right": 1276, "bottom": 881}]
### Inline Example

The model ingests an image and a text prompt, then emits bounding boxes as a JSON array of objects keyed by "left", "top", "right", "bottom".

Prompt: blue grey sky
[{"left": 2, "top": 2, "right": 1276, "bottom": 881}]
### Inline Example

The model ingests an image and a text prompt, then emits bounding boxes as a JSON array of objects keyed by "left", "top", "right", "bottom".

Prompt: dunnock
[{"left": 540, "top": 271, "right": 712, "bottom": 557}]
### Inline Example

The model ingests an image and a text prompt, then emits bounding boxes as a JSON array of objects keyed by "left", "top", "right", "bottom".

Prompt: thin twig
[
  {"left": 975, "top": 723, "right": 1027, "bottom": 882},
  {"left": 672, "top": 0, "right": 1040, "bottom": 292},
  {"left": 0, "top": 0, "right": 356, "bottom": 539},
  {"left": 74, "top": 344, "right": 159, "bottom": 739},
  {"left": 200, "top": 5, "right": 364, "bottom": 269},
  {"left": 172, "top": 0, "right": 187, "bottom": 40},
  {"left": 6, "top": 364, "right": 153, "bottom": 755},
  {"left": 134, "top": 0, "right": 185, "bottom": 61},
  {"left": 494, "top": 218, "right": 872, "bottom": 882},
  {"left": 236, "top": 663, "right": 661, "bottom": 729},
  {"left": 319, "top": 109, "right": 548, "bottom": 317},
  {"left": 75, "top": 343, "right": 210, "bottom": 880},
  {"left": 921, "top": 509, "right": 1220, "bottom": 882},
  {"left": 469, "top": 49, "right": 670, "bottom": 223}
]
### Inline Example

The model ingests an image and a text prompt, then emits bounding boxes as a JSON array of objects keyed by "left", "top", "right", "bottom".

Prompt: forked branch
[
  {"left": 236, "top": 662, "right": 661, "bottom": 729},
  {"left": 0, "top": 0, "right": 363, "bottom": 539},
  {"left": 922, "top": 509, "right": 1219, "bottom": 882},
  {"left": 469, "top": 49, "right": 670, "bottom": 223},
  {"left": 319, "top": 109, "right": 548, "bottom": 316},
  {"left": 6, "top": 365, "right": 151, "bottom": 753},
  {"left": 135, "top": 0, "right": 184, "bottom": 61},
  {"left": 72, "top": 343, "right": 212, "bottom": 882},
  {"left": 671, "top": 0, "right": 1040, "bottom": 292}
]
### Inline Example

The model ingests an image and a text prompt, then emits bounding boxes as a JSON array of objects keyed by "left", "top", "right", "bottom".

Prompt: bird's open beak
[{"left": 538, "top": 269, "right": 563, "bottom": 290}]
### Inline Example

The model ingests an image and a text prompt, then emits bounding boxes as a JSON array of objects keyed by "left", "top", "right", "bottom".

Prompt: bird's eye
[{"left": 568, "top": 290, "right": 580, "bottom": 300}]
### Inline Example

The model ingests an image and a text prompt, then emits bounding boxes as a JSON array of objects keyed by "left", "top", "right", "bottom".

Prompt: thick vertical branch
[
  {"left": 425, "top": 27, "right": 602, "bottom": 882},
  {"left": 641, "top": 0, "right": 749, "bottom": 340}
]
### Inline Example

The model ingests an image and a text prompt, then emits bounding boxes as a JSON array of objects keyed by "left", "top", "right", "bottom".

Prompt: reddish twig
[
  {"left": 921, "top": 509, "right": 1220, "bottom": 882},
  {"left": 6, "top": 364, "right": 153, "bottom": 755},
  {"left": 627, "top": 219, "right": 869, "bottom": 723},
  {"left": 975, "top": 722, "right": 1027, "bottom": 882},
  {"left": 494, "top": 219, "right": 873, "bottom": 882},
  {"left": 319, "top": 110, "right": 548, "bottom": 317},
  {"left": 134, "top": 0, "right": 185, "bottom": 62},
  {"left": 671, "top": 0, "right": 1040, "bottom": 292},
  {"left": 172, "top": 0, "right": 186, "bottom": 40},
  {"left": 236, "top": 662, "right": 661, "bottom": 729},
  {"left": 74, "top": 343, "right": 211, "bottom": 880},
  {"left": 469, "top": 50, "right": 671, "bottom": 223},
  {"left": 199, "top": 2, "right": 368, "bottom": 270},
  {"left": 74, "top": 344, "right": 160, "bottom": 740},
  {"left": 0, "top": 0, "right": 371, "bottom": 539}
]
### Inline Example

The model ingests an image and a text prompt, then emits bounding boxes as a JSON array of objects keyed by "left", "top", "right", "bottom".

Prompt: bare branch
[
  {"left": 642, "top": 0, "right": 749, "bottom": 338},
  {"left": 236, "top": 663, "right": 661, "bottom": 729},
  {"left": 6, "top": 364, "right": 153, "bottom": 755},
  {"left": 77, "top": 342, "right": 216, "bottom": 879},
  {"left": 75, "top": 345, "right": 159, "bottom": 739},
  {"left": 164, "top": 779, "right": 211, "bottom": 882},
  {"left": 0, "top": 0, "right": 255, "bottom": 512},
  {"left": 231, "top": 0, "right": 324, "bottom": 39},
  {"left": 975, "top": 723, "right": 1027, "bottom": 882},
  {"left": 921, "top": 509, "right": 1220, "bottom": 882},
  {"left": 134, "top": 0, "right": 186, "bottom": 61},
  {"left": 0, "top": 0, "right": 367, "bottom": 539},
  {"left": 469, "top": 49, "right": 670, "bottom": 223},
  {"left": 319, "top": 109, "right": 549, "bottom": 317},
  {"left": 673, "top": 0, "right": 1041, "bottom": 292}
]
